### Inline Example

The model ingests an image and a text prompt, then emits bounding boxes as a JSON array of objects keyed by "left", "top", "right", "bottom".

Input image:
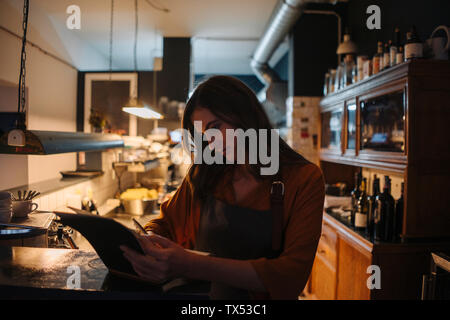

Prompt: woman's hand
[{"left": 120, "top": 233, "right": 193, "bottom": 284}]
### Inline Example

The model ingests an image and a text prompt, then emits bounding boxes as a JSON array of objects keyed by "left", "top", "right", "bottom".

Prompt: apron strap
[{"left": 270, "top": 172, "right": 284, "bottom": 252}]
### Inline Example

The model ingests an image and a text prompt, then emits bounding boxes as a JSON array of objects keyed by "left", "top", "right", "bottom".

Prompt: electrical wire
[
  {"left": 134, "top": 0, "right": 138, "bottom": 71},
  {"left": 109, "top": 0, "right": 114, "bottom": 80},
  {"left": 144, "top": 0, "right": 170, "bottom": 13},
  {"left": 17, "top": 0, "right": 29, "bottom": 115}
]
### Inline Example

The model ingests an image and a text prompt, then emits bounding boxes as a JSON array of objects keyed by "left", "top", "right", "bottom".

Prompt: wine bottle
[
  {"left": 350, "top": 169, "right": 362, "bottom": 226},
  {"left": 355, "top": 178, "right": 368, "bottom": 231},
  {"left": 367, "top": 175, "right": 380, "bottom": 237},
  {"left": 390, "top": 28, "right": 400, "bottom": 67},
  {"left": 404, "top": 25, "right": 423, "bottom": 60},
  {"left": 394, "top": 182, "right": 404, "bottom": 241},
  {"left": 396, "top": 46, "right": 404, "bottom": 65},
  {"left": 374, "top": 176, "right": 395, "bottom": 242},
  {"left": 383, "top": 41, "right": 391, "bottom": 70},
  {"left": 372, "top": 41, "right": 383, "bottom": 74}
]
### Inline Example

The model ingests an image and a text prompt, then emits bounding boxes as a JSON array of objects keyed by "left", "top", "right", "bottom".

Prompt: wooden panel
[
  {"left": 317, "top": 222, "right": 338, "bottom": 267},
  {"left": 311, "top": 254, "right": 337, "bottom": 300},
  {"left": 403, "top": 77, "right": 450, "bottom": 238},
  {"left": 337, "top": 236, "right": 372, "bottom": 300}
]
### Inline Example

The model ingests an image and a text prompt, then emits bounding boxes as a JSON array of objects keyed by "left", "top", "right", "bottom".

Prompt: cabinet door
[
  {"left": 311, "top": 254, "right": 337, "bottom": 300},
  {"left": 336, "top": 236, "right": 372, "bottom": 300}
]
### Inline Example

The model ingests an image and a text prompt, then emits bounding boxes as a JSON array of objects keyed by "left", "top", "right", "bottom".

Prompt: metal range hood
[
  {"left": 251, "top": 0, "right": 335, "bottom": 126},
  {"left": 0, "top": 130, "right": 124, "bottom": 155}
]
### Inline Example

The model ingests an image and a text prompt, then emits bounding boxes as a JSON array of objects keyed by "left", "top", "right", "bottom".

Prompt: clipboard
[{"left": 54, "top": 211, "right": 146, "bottom": 280}]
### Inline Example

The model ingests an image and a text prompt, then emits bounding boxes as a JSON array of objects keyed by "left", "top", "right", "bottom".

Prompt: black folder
[{"left": 55, "top": 212, "right": 146, "bottom": 281}]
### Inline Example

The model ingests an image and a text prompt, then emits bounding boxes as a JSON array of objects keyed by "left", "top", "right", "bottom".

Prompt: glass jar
[
  {"left": 323, "top": 72, "right": 330, "bottom": 96},
  {"left": 343, "top": 54, "right": 355, "bottom": 87},
  {"left": 329, "top": 69, "right": 336, "bottom": 93},
  {"left": 335, "top": 63, "right": 344, "bottom": 92}
]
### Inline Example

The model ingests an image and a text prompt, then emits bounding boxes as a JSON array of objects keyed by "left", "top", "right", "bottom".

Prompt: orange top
[{"left": 144, "top": 162, "right": 325, "bottom": 299}]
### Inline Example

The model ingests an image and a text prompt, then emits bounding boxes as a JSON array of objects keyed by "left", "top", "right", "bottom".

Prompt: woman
[{"left": 121, "top": 75, "right": 325, "bottom": 300}]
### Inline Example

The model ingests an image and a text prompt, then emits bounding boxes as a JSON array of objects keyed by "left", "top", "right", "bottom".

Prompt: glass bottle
[
  {"left": 404, "top": 26, "right": 423, "bottom": 60},
  {"left": 372, "top": 41, "right": 383, "bottom": 74},
  {"left": 323, "top": 72, "right": 330, "bottom": 96}
]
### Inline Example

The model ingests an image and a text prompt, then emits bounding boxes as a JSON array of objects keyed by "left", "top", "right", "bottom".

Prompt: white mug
[
  {"left": 12, "top": 200, "right": 38, "bottom": 218},
  {"left": 426, "top": 25, "right": 450, "bottom": 60}
]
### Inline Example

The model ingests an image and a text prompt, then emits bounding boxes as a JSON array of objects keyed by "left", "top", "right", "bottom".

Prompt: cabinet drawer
[
  {"left": 311, "top": 254, "right": 337, "bottom": 300},
  {"left": 321, "top": 222, "right": 337, "bottom": 248},
  {"left": 317, "top": 222, "right": 337, "bottom": 267}
]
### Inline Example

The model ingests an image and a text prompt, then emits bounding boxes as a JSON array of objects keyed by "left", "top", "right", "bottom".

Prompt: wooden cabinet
[
  {"left": 336, "top": 234, "right": 371, "bottom": 300},
  {"left": 319, "top": 60, "right": 450, "bottom": 240},
  {"left": 304, "top": 60, "right": 450, "bottom": 300},
  {"left": 305, "top": 212, "right": 450, "bottom": 300}
]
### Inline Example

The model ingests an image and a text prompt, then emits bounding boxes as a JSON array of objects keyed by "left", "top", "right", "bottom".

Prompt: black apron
[{"left": 194, "top": 176, "right": 284, "bottom": 300}]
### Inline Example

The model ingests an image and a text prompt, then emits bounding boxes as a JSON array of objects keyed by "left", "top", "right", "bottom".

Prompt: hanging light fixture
[
  {"left": 337, "top": 28, "right": 358, "bottom": 55},
  {"left": 122, "top": 0, "right": 162, "bottom": 120}
]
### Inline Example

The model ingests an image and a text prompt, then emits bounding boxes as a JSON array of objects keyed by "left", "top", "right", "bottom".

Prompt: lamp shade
[
  {"left": 122, "top": 97, "right": 163, "bottom": 119},
  {"left": 337, "top": 34, "right": 358, "bottom": 55}
]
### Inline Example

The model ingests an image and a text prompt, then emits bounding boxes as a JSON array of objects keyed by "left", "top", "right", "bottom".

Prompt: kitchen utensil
[
  {"left": 12, "top": 200, "right": 39, "bottom": 218},
  {"left": 121, "top": 198, "right": 157, "bottom": 216},
  {"left": 425, "top": 25, "right": 450, "bottom": 60},
  {"left": 132, "top": 218, "right": 148, "bottom": 234},
  {"left": 26, "top": 191, "right": 38, "bottom": 200}
]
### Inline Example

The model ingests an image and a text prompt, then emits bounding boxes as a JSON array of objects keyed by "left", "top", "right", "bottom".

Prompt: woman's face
[{"left": 190, "top": 107, "right": 237, "bottom": 162}]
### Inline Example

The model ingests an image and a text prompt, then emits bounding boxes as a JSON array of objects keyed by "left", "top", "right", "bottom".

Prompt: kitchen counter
[{"left": 0, "top": 246, "right": 209, "bottom": 299}]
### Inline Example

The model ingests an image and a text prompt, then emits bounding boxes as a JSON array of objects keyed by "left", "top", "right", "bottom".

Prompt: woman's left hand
[{"left": 120, "top": 234, "right": 193, "bottom": 284}]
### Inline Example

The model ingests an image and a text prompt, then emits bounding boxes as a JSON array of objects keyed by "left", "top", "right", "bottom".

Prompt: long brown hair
[{"left": 182, "top": 75, "right": 309, "bottom": 201}]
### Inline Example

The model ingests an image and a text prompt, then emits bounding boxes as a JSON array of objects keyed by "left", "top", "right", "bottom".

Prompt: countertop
[
  {"left": 0, "top": 245, "right": 209, "bottom": 299},
  {"left": 0, "top": 209, "right": 209, "bottom": 299}
]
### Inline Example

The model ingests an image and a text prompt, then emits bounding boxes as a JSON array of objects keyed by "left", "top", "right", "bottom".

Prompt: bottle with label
[
  {"left": 394, "top": 182, "right": 404, "bottom": 241},
  {"left": 396, "top": 46, "right": 404, "bottom": 64},
  {"left": 374, "top": 176, "right": 395, "bottom": 242},
  {"left": 350, "top": 169, "right": 362, "bottom": 226},
  {"left": 355, "top": 178, "right": 368, "bottom": 231},
  {"left": 383, "top": 41, "right": 391, "bottom": 70},
  {"left": 390, "top": 28, "right": 400, "bottom": 66},
  {"left": 372, "top": 41, "right": 383, "bottom": 74},
  {"left": 404, "top": 25, "right": 423, "bottom": 60},
  {"left": 343, "top": 54, "right": 355, "bottom": 86},
  {"left": 367, "top": 175, "right": 380, "bottom": 237}
]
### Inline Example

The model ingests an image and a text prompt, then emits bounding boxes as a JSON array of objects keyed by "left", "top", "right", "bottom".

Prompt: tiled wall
[
  {"left": 286, "top": 96, "right": 321, "bottom": 166},
  {"left": 32, "top": 150, "right": 135, "bottom": 212}
]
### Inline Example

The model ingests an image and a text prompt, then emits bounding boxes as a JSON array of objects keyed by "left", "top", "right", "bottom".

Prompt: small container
[
  {"left": 323, "top": 72, "right": 330, "bottom": 96},
  {"left": 363, "top": 60, "right": 372, "bottom": 79},
  {"left": 122, "top": 198, "right": 157, "bottom": 216},
  {"left": 329, "top": 69, "right": 336, "bottom": 93},
  {"left": 357, "top": 55, "right": 368, "bottom": 81},
  {"left": 335, "top": 63, "right": 344, "bottom": 91}
]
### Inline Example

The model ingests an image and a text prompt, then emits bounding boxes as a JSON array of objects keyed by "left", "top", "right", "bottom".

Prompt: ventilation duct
[{"left": 251, "top": 0, "right": 336, "bottom": 126}]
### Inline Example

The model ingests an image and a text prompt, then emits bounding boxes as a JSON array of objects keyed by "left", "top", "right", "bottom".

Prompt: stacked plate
[{"left": 0, "top": 192, "right": 13, "bottom": 223}]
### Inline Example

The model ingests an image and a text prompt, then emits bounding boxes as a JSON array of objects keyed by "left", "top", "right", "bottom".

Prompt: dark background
[
  {"left": 77, "top": 0, "right": 450, "bottom": 132},
  {"left": 289, "top": 0, "right": 450, "bottom": 97}
]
